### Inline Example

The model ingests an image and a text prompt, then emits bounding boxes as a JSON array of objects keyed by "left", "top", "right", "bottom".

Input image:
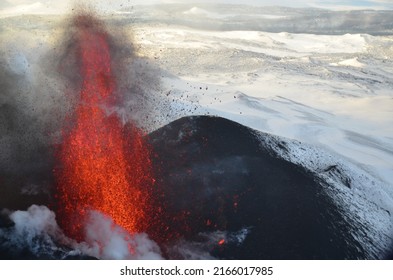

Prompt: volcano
[
  {"left": 2, "top": 115, "right": 392, "bottom": 259},
  {"left": 145, "top": 115, "right": 369, "bottom": 259},
  {"left": 1, "top": 10, "right": 392, "bottom": 260}
]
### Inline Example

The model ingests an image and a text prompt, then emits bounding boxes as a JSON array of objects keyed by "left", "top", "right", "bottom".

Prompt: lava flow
[{"left": 55, "top": 14, "right": 153, "bottom": 241}]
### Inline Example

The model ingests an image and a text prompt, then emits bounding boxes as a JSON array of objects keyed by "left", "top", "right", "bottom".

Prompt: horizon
[{"left": 1, "top": 0, "right": 393, "bottom": 18}]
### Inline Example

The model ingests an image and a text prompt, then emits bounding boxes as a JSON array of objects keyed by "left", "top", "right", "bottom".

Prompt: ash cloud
[
  {"left": 0, "top": 32, "right": 60, "bottom": 210},
  {"left": 0, "top": 9, "right": 167, "bottom": 211},
  {"left": 54, "top": 10, "right": 176, "bottom": 131},
  {"left": 0, "top": 9, "right": 177, "bottom": 259}
]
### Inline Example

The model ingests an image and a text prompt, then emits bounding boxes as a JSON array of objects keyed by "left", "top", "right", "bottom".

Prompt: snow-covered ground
[
  {"left": 1, "top": 7, "right": 392, "bottom": 186},
  {"left": 127, "top": 6, "right": 393, "bottom": 255},
  {"left": 1, "top": 4, "right": 392, "bottom": 257},
  {"left": 133, "top": 24, "right": 393, "bottom": 187}
]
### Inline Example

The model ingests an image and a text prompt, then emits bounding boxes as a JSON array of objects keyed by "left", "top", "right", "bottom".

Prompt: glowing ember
[
  {"left": 55, "top": 14, "right": 153, "bottom": 241},
  {"left": 218, "top": 239, "right": 225, "bottom": 246}
]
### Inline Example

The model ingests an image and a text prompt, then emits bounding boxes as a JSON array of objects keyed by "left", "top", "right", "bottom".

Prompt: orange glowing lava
[{"left": 55, "top": 15, "right": 153, "bottom": 241}]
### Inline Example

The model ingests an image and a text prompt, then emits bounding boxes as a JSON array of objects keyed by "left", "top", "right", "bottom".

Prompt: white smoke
[
  {"left": 0, "top": 205, "right": 71, "bottom": 258},
  {"left": 0, "top": 205, "right": 163, "bottom": 260},
  {"left": 0, "top": 205, "right": 253, "bottom": 259},
  {"left": 77, "top": 210, "right": 163, "bottom": 260}
]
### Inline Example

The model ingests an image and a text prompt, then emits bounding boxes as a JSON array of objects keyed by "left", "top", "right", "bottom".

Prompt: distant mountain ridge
[{"left": 118, "top": 4, "right": 393, "bottom": 35}]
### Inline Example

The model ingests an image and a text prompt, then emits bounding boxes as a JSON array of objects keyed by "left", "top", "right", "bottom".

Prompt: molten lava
[{"left": 55, "top": 15, "right": 153, "bottom": 241}]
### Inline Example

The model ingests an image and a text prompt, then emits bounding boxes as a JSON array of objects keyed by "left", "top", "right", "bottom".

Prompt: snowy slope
[
  {"left": 132, "top": 25, "right": 393, "bottom": 187},
  {"left": 128, "top": 11, "right": 393, "bottom": 255}
]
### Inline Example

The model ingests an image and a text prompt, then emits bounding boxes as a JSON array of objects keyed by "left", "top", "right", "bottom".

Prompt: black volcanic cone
[
  {"left": 147, "top": 115, "right": 365, "bottom": 259},
  {"left": 0, "top": 115, "right": 370, "bottom": 259}
]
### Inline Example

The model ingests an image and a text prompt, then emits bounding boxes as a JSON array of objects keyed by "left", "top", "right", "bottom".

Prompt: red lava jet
[{"left": 54, "top": 14, "right": 154, "bottom": 243}]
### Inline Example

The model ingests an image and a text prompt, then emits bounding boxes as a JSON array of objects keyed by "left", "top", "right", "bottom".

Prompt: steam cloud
[
  {"left": 0, "top": 204, "right": 250, "bottom": 259},
  {"left": 0, "top": 205, "right": 163, "bottom": 259}
]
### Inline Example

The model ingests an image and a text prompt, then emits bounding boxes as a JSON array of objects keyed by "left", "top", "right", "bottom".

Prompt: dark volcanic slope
[
  {"left": 0, "top": 115, "right": 371, "bottom": 259},
  {"left": 147, "top": 115, "right": 366, "bottom": 259}
]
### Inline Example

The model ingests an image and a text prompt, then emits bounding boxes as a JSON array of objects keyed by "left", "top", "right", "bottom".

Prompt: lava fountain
[{"left": 54, "top": 14, "right": 154, "bottom": 242}]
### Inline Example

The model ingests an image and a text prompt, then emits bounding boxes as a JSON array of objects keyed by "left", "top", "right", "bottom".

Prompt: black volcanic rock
[
  {"left": 0, "top": 115, "right": 374, "bottom": 259},
  {"left": 147, "top": 115, "right": 366, "bottom": 259}
]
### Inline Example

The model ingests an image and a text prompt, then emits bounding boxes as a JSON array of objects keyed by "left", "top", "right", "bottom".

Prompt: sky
[{"left": 1, "top": 0, "right": 393, "bottom": 17}]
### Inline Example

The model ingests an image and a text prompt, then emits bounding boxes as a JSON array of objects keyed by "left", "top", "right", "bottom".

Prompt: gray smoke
[
  {"left": 0, "top": 11, "right": 167, "bottom": 211},
  {"left": 0, "top": 10, "right": 203, "bottom": 259},
  {"left": 0, "top": 21, "right": 66, "bottom": 210}
]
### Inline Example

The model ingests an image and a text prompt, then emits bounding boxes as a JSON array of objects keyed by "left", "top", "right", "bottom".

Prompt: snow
[
  {"left": 183, "top": 7, "right": 215, "bottom": 17},
  {"left": 256, "top": 132, "right": 393, "bottom": 258},
  {"left": 133, "top": 25, "right": 393, "bottom": 187},
  {"left": 130, "top": 19, "right": 393, "bottom": 255},
  {"left": 183, "top": 6, "right": 287, "bottom": 20},
  {"left": 331, "top": 57, "right": 366, "bottom": 68}
]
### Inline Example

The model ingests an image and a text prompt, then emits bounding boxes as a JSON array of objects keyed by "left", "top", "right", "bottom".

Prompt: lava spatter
[{"left": 55, "top": 14, "right": 153, "bottom": 242}]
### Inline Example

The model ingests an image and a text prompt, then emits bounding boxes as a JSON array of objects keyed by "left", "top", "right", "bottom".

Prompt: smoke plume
[{"left": 0, "top": 205, "right": 163, "bottom": 259}]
